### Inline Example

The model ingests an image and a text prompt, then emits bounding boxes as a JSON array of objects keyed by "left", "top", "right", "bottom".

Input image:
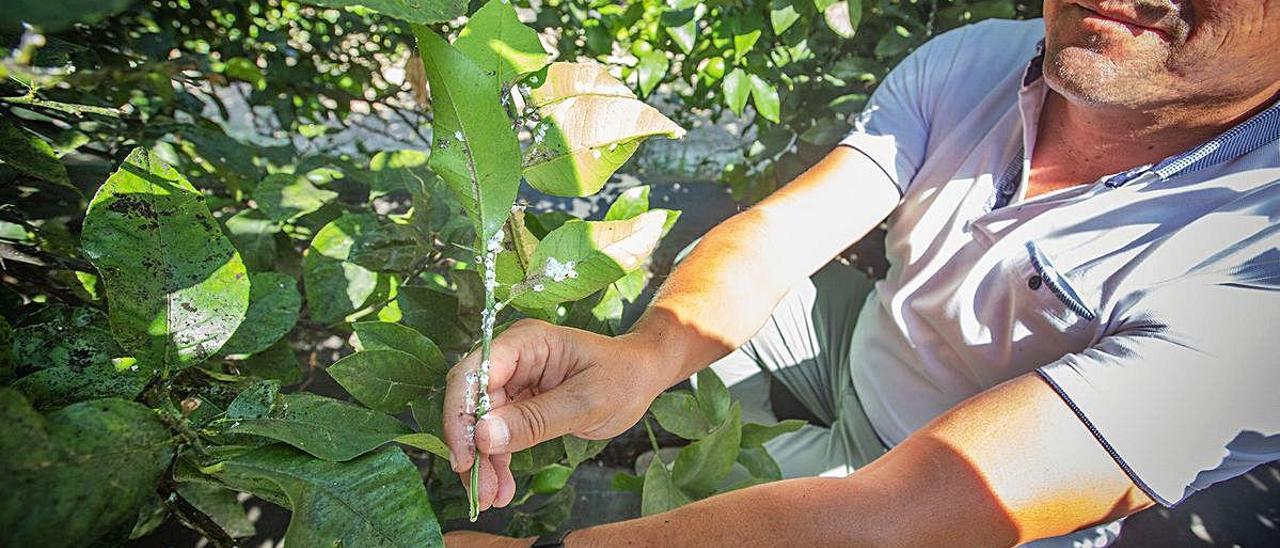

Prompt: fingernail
[{"left": 480, "top": 415, "right": 509, "bottom": 452}]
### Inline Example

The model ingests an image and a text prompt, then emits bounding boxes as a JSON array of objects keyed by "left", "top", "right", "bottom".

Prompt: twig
[{"left": 1, "top": 93, "right": 123, "bottom": 118}]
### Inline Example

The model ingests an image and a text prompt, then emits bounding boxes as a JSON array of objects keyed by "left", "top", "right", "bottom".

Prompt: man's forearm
[{"left": 627, "top": 146, "right": 901, "bottom": 386}]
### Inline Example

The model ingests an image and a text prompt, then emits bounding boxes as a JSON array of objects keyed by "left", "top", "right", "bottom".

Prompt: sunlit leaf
[
  {"left": 253, "top": 173, "right": 338, "bottom": 223},
  {"left": 454, "top": 0, "right": 549, "bottom": 92},
  {"left": 217, "top": 392, "right": 412, "bottom": 462},
  {"left": 0, "top": 117, "right": 73, "bottom": 189},
  {"left": 302, "top": 0, "right": 465, "bottom": 25},
  {"left": 81, "top": 148, "right": 250, "bottom": 370}
]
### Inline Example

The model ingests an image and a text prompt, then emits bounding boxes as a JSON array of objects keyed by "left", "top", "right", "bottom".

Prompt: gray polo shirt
[{"left": 841, "top": 18, "right": 1279, "bottom": 506}]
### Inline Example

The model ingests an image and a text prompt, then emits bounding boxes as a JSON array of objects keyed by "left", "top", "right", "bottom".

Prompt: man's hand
[
  {"left": 443, "top": 530, "right": 532, "bottom": 548},
  {"left": 442, "top": 319, "right": 672, "bottom": 510}
]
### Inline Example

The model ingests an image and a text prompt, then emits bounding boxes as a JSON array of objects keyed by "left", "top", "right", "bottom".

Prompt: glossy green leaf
[
  {"left": 741, "top": 419, "right": 806, "bottom": 447},
  {"left": 672, "top": 403, "right": 742, "bottom": 498},
  {"left": 454, "top": 0, "right": 549, "bottom": 92},
  {"left": 523, "top": 62, "right": 685, "bottom": 196},
  {"left": 661, "top": 6, "right": 701, "bottom": 55},
  {"left": 218, "top": 392, "right": 412, "bottom": 461},
  {"left": 729, "top": 14, "right": 763, "bottom": 58},
  {"left": 396, "top": 432, "right": 450, "bottom": 459},
  {"left": 770, "top": 0, "right": 802, "bottom": 34},
  {"left": 327, "top": 348, "right": 445, "bottom": 414},
  {"left": 302, "top": 212, "right": 385, "bottom": 324},
  {"left": 215, "top": 444, "right": 442, "bottom": 547},
  {"left": 509, "top": 210, "right": 667, "bottom": 308},
  {"left": 253, "top": 172, "right": 338, "bottom": 222},
  {"left": 81, "top": 148, "right": 250, "bottom": 370},
  {"left": 694, "top": 368, "right": 731, "bottom": 426},
  {"left": 640, "top": 455, "right": 691, "bottom": 516},
  {"left": 636, "top": 51, "right": 669, "bottom": 97},
  {"left": 349, "top": 220, "right": 427, "bottom": 272},
  {"left": 603, "top": 185, "right": 651, "bottom": 221},
  {"left": 414, "top": 25, "right": 522, "bottom": 244},
  {"left": 303, "top": 0, "right": 464, "bottom": 25},
  {"left": 722, "top": 68, "right": 751, "bottom": 116},
  {"left": 748, "top": 74, "right": 781, "bottom": 123},
  {"left": 531, "top": 463, "right": 574, "bottom": 494},
  {"left": 0, "top": 117, "right": 72, "bottom": 189},
  {"left": 611, "top": 472, "right": 644, "bottom": 494},
  {"left": 875, "top": 24, "right": 922, "bottom": 59},
  {"left": 352, "top": 321, "right": 446, "bottom": 367},
  {"left": 226, "top": 379, "right": 281, "bottom": 420},
  {"left": 176, "top": 483, "right": 255, "bottom": 538},
  {"left": 369, "top": 149, "right": 437, "bottom": 197},
  {"left": 0, "top": 390, "right": 173, "bottom": 547},
  {"left": 220, "top": 272, "right": 299, "bottom": 356}
]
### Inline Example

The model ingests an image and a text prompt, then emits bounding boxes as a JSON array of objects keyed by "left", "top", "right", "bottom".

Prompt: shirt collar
[{"left": 1018, "top": 39, "right": 1280, "bottom": 188}]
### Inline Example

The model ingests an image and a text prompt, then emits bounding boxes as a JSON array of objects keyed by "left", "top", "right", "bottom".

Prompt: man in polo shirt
[{"left": 444, "top": 1, "right": 1280, "bottom": 545}]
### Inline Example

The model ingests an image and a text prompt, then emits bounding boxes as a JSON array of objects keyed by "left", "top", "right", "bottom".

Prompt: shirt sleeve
[
  {"left": 1037, "top": 237, "right": 1280, "bottom": 506},
  {"left": 838, "top": 27, "right": 963, "bottom": 195}
]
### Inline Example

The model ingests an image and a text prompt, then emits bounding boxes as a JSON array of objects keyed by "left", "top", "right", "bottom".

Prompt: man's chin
[{"left": 1043, "top": 46, "right": 1163, "bottom": 107}]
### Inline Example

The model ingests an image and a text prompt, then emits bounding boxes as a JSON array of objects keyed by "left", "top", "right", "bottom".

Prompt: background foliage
[{"left": 1, "top": 0, "right": 1036, "bottom": 545}]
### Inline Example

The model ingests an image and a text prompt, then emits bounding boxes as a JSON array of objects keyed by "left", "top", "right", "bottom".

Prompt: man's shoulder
[{"left": 909, "top": 18, "right": 1045, "bottom": 85}]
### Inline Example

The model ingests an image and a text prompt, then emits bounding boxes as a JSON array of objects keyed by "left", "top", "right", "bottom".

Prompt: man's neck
[{"left": 1027, "top": 85, "right": 1280, "bottom": 196}]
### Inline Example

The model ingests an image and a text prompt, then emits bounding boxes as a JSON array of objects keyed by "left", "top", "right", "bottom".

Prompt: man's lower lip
[{"left": 1078, "top": 7, "right": 1167, "bottom": 39}]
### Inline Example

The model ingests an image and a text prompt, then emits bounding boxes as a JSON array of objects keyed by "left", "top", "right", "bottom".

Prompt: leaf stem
[{"left": 469, "top": 231, "right": 503, "bottom": 522}]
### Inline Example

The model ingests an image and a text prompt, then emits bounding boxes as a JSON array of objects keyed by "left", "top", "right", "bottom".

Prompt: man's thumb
[{"left": 474, "top": 391, "right": 587, "bottom": 454}]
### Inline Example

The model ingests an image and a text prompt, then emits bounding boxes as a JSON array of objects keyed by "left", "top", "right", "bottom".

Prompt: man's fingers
[
  {"left": 443, "top": 349, "right": 481, "bottom": 473},
  {"left": 475, "top": 384, "right": 594, "bottom": 454}
]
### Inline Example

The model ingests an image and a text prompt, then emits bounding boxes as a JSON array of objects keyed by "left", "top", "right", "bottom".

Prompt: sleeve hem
[
  {"left": 1033, "top": 368, "right": 1177, "bottom": 508},
  {"left": 835, "top": 143, "right": 905, "bottom": 198}
]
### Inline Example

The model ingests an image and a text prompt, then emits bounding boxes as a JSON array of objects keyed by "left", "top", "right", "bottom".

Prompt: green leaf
[
  {"left": 220, "top": 272, "right": 300, "bottom": 356},
  {"left": 611, "top": 472, "right": 644, "bottom": 494},
  {"left": 510, "top": 210, "right": 667, "bottom": 308},
  {"left": 770, "top": 0, "right": 802, "bottom": 34},
  {"left": 523, "top": 62, "right": 685, "bottom": 197},
  {"left": 223, "top": 210, "right": 279, "bottom": 272},
  {"left": 636, "top": 51, "right": 669, "bottom": 98},
  {"left": 384, "top": 285, "right": 476, "bottom": 352},
  {"left": 369, "top": 149, "right": 437, "bottom": 197},
  {"left": 9, "top": 305, "right": 120, "bottom": 372},
  {"left": 218, "top": 392, "right": 412, "bottom": 461},
  {"left": 640, "top": 454, "right": 691, "bottom": 516},
  {"left": 238, "top": 339, "right": 304, "bottom": 386},
  {"left": 875, "top": 24, "right": 922, "bottom": 59},
  {"left": 302, "top": 0, "right": 464, "bottom": 25},
  {"left": 563, "top": 435, "right": 609, "bottom": 467},
  {"left": 672, "top": 403, "right": 742, "bottom": 498},
  {"left": 604, "top": 185, "right": 652, "bottom": 221},
  {"left": 349, "top": 220, "right": 428, "bottom": 272},
  {"left": 453, "top": 0, "right": 549, "bottom": 92},
  {"left": 226, "top": 379, "right": 281, "bottom": 420},
  {"left": 722, "top": 68, "right": 751, "bottom": 116},
  {"left": 747, "top": 74, "right": 781, "bottom": 123},
  {"left": 661, "top": 6, "right": 702, "bottom": 55},
  {"left": 396, "top": 432, "right": 451, "bottom": 459},
  {"left": 303, "top": 212, "right": 386, "bottom": 324},
  {"left": 176, "top": 484, "right": 255, "bottom": 538},
  {"left": 253, "top": 172, "right": 339, "bottom": 222},
  {"left": 81, "top": 148, "right": 251, "bottom": 370},
  {"left": 650, "top": 391, "right": 715, "bottom": 440},
  {"left": 0, "top": 116, "right": 72, "bottom": 189},
  {"left": 215, "top": 444, "right": 442, "bottom": 547},
  {"left": 694, "top": 368, "right": 731, "bottom": 426},
  {"left": 822, "top": 0, "right": 862, "bottom": 38},
  {"left": 222, "top": 57, "right": 265, "bottom": 88},
  {"left": 729, "top": 14, "right": 763, "bottom": 59},
  {"left": 328, "top": 348, "right": 445, "bottom": 414},
  {"left": 531, "top": 463, "right": 574, "bottom": 494},
  {"left": 736, "top": 446, "right": 782, "bottom": 481},
  {"left": 525, "top": 62, "right": 635, "bottom": 109},
  {"left": 741, "top": 419, "right": 807, "bottom": 447},
  {"left": 1, "top": 0, "right": 133, "bottom": 32},
  {"left": 0, "top": 390, "right": 173, "bottom": 547},
  {"left": 414, "top": 25, "right": 522, "bottom": 244},
  {"left": 352, "top": 321, "right": 446, "bottom": 367},
  {"left": 12, "top": 360, "right": 150, "bottom": 410}
]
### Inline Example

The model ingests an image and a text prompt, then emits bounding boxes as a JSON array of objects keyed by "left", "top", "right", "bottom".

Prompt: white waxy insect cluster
[
  {"left": 532, "top": 122, "right": 548, "bottom": 144},
  {"left": 473, "top": 230, "right": 505, "bottom": 420},
  {"left": 543, "top": 257, "right": 578, "bottom": 282}
]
